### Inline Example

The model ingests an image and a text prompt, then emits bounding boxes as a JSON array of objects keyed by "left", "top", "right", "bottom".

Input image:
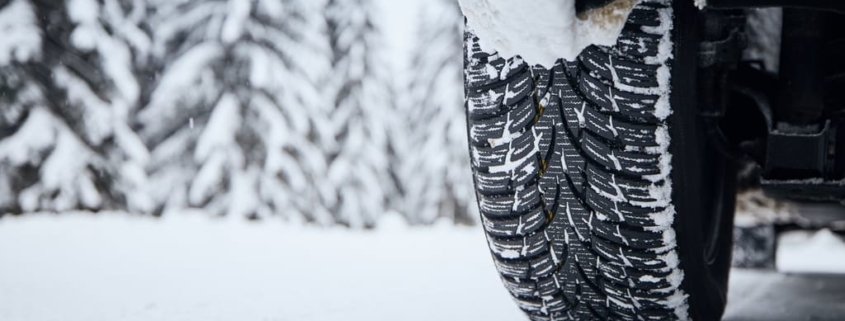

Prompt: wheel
[{"left": 463, "top": 0, "right": 737, "bottom": 320}]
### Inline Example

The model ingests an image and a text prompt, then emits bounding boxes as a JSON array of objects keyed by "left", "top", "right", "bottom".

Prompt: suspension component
[
  {"left": 697, "top": 6, "right": 845, "bottom": 202},
  {"left": 760, "top": 9, "right": 845, "bottom": 201}
]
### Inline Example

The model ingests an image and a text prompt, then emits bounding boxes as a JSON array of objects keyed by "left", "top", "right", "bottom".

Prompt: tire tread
[{"left": 464, "top": 1, "right": 687, "bottom": 320}]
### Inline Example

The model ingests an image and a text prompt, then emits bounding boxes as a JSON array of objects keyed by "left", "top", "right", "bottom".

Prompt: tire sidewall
[{"left": 669, "top": 1, "right": 736, "bottom": 320}]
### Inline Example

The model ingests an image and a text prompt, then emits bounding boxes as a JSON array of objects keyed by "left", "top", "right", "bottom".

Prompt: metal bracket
[
  {"left": 765, "top": 121, "right": 834, "bottom": 176},
  {"left": 761, "top": 178, "right": 845, "bottom": 202},
  {"left": 762, "top": 118, "right": 845, "bottom": 201}
]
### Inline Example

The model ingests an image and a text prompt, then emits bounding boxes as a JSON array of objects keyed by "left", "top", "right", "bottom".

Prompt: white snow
[
  {"left": 0, "top": 213, "right": 524, "bottom": 321},
  {"left": 724, "top": 269, "right": 845, "bottom": 320},
  {"left": 0, "top": 0, "right": 41, "bottom": 66},
  {"left": 376, "top": 0, "right": 423, "bottom": 75},
  {"left": 399, "top": 0, "right": 479, "bottom": 225},
  {"left": 734, "top": 190, "right": 796, "bottom": 227},
  {"left": 777, "top": 229, "right": 845, "bottom": 274},
  {"left": 68, "top": 0, "right": 141, "bottom": 105},
  {"left": 52, "top": 66, "right": 114, "bottom": 145},
  {"left": 1, "top": 213, "right": 843, "bottom": 321},
  {"left": 68, "top": 0, "right": 100, "bottom": 25},
  {"left": 40, "top": 132, "right": 102, "bottom": 210},
  {"left": 220, "top": 0, "right": 252, "bottom": 44},
  {"left": 744, "top": 8, "right": 782, "bottom": 73},
  {"left": 0, "top": 107, "right": 55, "bottom": 166},
  {"left": 458, "top": 0, "right": 640, "bottom": 67},
  {"left": 193, "top": 93, "right": 241, "bottom": 163}
]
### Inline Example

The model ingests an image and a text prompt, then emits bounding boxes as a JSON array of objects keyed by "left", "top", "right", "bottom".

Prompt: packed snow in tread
[
  {"left": 458, "top": 0, "right": 640, "bottom": 67},
  {"left": 465, "top": 0, "right": 690, "bottom": 320}
]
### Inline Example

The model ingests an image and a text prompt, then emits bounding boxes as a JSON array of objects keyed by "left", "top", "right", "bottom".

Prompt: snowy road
[
  {"left": 724, "top": 270, "right": 845, "bottom": 321},
  {"left": 0, "top": 213, "right": 843, "bottom": 321}
]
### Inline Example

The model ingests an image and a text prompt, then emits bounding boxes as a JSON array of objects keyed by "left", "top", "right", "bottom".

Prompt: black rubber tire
[{"left": 463, "top": 1, "right": 736, "bottom": 320}]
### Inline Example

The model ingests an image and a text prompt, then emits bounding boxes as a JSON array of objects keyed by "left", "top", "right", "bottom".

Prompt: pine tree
[
  {"left": 0, "top": 0, "right": 43, "bottom": 213},
  {"left": 324, "top": 0, "right": 399, "bottom": 228},
  {"left": 402, "top": 0, "right": 477, "bottom": 225},
  {"left": 139, "top": 0, "right": 333, "bottom": 220},
  {"left": 0, "top": 0, "right": 153, "bottom": 214}
]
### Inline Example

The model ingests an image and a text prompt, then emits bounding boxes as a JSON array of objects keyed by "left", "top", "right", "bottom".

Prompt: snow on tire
[{"left": 464, "top": 1, "right": 692, "bottom": 320}]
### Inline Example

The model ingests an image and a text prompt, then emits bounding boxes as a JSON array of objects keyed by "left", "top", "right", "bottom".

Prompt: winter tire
[{"left": 463, "top": 0, "right": 736, "bottom": 320}]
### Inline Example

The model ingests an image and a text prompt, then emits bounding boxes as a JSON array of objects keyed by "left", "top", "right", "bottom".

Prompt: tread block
[
  {"left": 592, "top": 235, "right": 676, "bottom": 270},
  {"left": 493, "top": 254, "right": 531, "bottom": 279},
  {"left": 467, "top": 85, "right": 507, "bottom": 119},
  {"left": 510, "top": 98, "right": 537, "bottom": 133},
  {"left": 488, "top": 235, "right": 534, "bottom": 260},
  {"left": 582, "top": 104, "right": 660, "bottom": 147},
  {"left": 529, "top": 251, "right": 558, "bottom": 279},
  {"left": 503, "top": 68, "right": 533, "bottom": 106},
  {"left": 502, "top": 275, "right": 539, "bottom": 298},
  {"left": 617, "top": 30, "right": 661, "bottom": 61},
  {"left": 473, "top": 143, "right": 509, "bottom": 168},
  {"left": 557, "top": 192, "right": 593, "bottom": 244},
  {"left": 560, "top": 135, "right": 588, "bottom": 189},
  {"left": 537, "top": 274, "right": 562, "bottom": 297},
  {"left": 513, "top": 185, "right": 542, "bottom": 213},
  {"left": 585, "top": 186, "right": 673, "bottom": 229},
  {"left": 532, "top": 65, "right": 553, "bottom": 101},
  {"left": 581, "top": 132, "right": 660, "bottom": 177},
  {"left": 503, "top": 56, "right": 528, "bottom": 79},
  {"left": 479, "top": 194, "right": 515, "bottom": 218},
  {"left": 580, "top": 46, "right": 659, "bottom": 89},
  {"left": 598, "top": 260, "right": 674, "bottom": 291},
  {"left": 578, "top": 71, "right": 661, "bottom": 123},
  {"left": 627, "top": 6, "right": 662, "bottom": 27},
  {"left": 510, "top": 128, "right": 538, "bottom": 163},
  {"left": 482, "top": 206, "right": 546, "bottom": 237},
  {"left": 475, "top": 170, "right": 511, "bottom": 195},
  {"left": 590, "top": 215, "right": 670, "bottom": 251},
  {"left": 470, "top": 113, "right": 510, "bottom": 145},
  {"left": 466, "top": 52, "right": 506, "bottom": 88},
  {"left": 586, "top": 164, "right": 664, "bottom": 206}
]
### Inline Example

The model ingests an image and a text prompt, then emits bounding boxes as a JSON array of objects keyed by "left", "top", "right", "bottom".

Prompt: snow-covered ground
[
  {"left": 1, "top": 212, "right": 845, "bottom": 320},
  {"left": 724, "top": 269, "right": 845, "bottom": 321},
  {"left": 778, "top": 229, "right": 845, "bottom": 274},
  {"left": 0, "top": 213, "right": 523, "bottom": 321}
]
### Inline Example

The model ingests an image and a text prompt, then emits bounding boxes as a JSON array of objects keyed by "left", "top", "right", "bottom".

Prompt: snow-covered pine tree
[
  {"left": 401, "top": 0, "right": 477, "bottom": 225},
  {"left": 324, "top": 0, "right": 399, "bottom": 228},
  {"left": 140, "top": 0, "right": 333, "bottom": 221},
  {"left": 0, "top": 0, "right": 43, "bottom": 213},
  {"left": 0, "top": 0, "right": 153, "bottom": 214}
]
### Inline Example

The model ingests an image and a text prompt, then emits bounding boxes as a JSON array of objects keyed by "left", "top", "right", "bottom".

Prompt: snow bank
[
  {"left": 724, "top": 269, "right": 845, "bottom": 320},
  {"left": 778, "top": 229, "right": 845, "bottom": 274},
  {"left": 734, "top": 190, "right": 796, "bottom": 227},
  {"left": 0, "top": 213, "right": 523, "bottom": 321},
  {"left": 458, "top": 0, "right": 639, "bottom": 67}
]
